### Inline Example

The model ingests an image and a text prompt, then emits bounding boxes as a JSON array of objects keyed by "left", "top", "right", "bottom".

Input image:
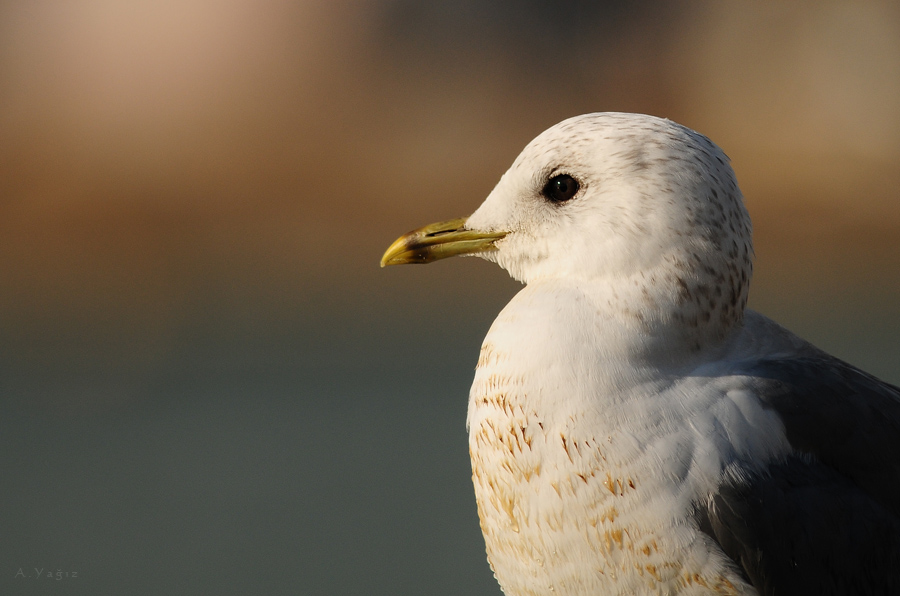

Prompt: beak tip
[{"left": 380, "top": 251, "right": 400, "bottom": 268}]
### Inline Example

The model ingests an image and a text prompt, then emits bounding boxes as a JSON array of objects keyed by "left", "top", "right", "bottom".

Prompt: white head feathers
[{"left": 466, "top": 112, "right": 753, "bottom": 345}]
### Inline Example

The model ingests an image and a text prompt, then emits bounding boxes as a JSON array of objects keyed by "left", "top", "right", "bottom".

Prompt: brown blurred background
[{"left": 1, "top": 2, "right": 898, "bottom": 594}]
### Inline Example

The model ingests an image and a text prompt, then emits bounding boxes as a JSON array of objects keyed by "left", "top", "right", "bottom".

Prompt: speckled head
[{"left": 466, "top": 113, "right": 754, "bottom": 341}]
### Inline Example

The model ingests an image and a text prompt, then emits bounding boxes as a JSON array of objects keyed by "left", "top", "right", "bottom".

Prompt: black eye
[{"left": 542, "top": 174, "right": 580, "bottom": 203}]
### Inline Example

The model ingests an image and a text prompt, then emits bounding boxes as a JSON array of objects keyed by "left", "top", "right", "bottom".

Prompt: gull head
[{"left": 382, "top": 113, "right": 753, "bottom": 342}]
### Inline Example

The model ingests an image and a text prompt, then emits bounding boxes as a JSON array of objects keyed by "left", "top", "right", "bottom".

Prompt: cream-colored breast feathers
[{"left": 466, "top": 281, "right": 792, "bottom": 596}]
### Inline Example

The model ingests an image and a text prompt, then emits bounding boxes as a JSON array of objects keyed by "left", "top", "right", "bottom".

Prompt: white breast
[{"left": 466, "top": 282, "right": 792, "bottom": 596}]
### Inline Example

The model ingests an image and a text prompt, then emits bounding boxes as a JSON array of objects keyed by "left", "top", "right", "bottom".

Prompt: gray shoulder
[
  {"left": 738, "top": 341, "right": 900, "bottom": 513},
  {"left": 696, "top": 313, "right": 900, "bottom": 594}
]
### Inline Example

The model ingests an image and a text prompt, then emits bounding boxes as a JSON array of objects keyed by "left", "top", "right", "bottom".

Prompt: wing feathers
[{"left": 698, "top": 356, "right": 900, "bottom": 594}]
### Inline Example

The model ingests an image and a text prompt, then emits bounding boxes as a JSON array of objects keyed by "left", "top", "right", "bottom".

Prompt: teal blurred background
[{"left": 1, "top": 2, "right": 898, "bottom": 594}]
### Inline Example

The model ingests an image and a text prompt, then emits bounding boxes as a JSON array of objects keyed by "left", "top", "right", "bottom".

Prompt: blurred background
[{"left": 1, "top": 1, "right": 898, "bottom": 594}]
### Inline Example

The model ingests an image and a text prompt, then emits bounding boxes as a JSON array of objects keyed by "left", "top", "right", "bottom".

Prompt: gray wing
[{"left": 697, "top": 355, "right": 900, "bottom": 595}]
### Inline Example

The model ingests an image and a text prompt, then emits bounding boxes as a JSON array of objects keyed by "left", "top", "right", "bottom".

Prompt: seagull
[{"left": 380, "top": 113, "right": 900, "bottom": 595}]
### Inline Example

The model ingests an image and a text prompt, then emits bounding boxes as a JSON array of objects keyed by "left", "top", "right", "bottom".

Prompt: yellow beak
[{"left": 380, "top": 218, "right": 507, "bottom": 267}]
